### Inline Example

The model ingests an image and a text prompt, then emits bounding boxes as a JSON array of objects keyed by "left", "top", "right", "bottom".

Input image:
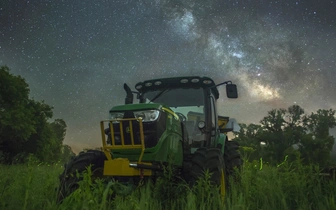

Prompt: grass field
[{"left": 1, "top": 159, "right": 336, "bottom": 210}]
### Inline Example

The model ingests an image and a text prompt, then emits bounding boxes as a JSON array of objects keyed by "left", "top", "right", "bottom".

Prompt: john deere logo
[{"left": 126, "top": 127, "right": 130, "bottom": 133}]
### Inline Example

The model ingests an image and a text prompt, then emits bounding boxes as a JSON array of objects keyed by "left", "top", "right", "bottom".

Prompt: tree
[
  {"left": 23, "top": 100, "right": 57, "bottom": 162},
  {"left": 233, "top": 105, "right": 336, "bottom": 166},
  {"left": 233, "top": 123, "right": 265, "bottom": 161},
  {"left": 48, "top": 119, "right": 67, "bottom": 161},
  {"left": 258, "top": 108, "right": 293, "bottom": 163},
  {"left": 60, "top": 144, "right": 75, "bottom": 164},
  {"left": 50, "top": 119, "right": 67, "bottom": 146},
  {"left": 300, "top": 109, "right": 336, "bottom": 166},
  {"left": 305, "top": 109, "right": 336, "bottom": 139},
  {"left": 0, "top": 66, "right": 36, "bottom": 162},
  {"left": 0, "top": 66, "right": 70, "bottom": 163}
]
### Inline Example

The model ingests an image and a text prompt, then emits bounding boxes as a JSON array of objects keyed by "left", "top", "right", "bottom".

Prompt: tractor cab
[
  {"left": 99, "top": 76, "right": 238, "bottom": 174},
  {"left": 133, "top": 76, "right": 238, "bottom": 148}
]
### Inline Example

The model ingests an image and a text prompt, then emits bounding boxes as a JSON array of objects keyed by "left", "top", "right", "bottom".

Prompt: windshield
[
  {"left": 141, "top": 87, "right": 206, "bottom": 145},
  {"left": 142, "top": 88, "right": 203, "bottom": 105},
  {"left": 141, "top": 87, "right": 205, "bottom": 118}
]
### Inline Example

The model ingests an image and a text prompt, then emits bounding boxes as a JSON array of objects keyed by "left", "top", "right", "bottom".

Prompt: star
[{"left": 1, "top": 0, "right": 335, "bottom": 151}]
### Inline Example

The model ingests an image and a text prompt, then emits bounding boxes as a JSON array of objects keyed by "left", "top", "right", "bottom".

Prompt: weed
[{"left": 1, "top": 158, "right": 336, "bottom": 210}]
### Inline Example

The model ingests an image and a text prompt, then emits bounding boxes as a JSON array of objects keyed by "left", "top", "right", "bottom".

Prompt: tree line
[
  {"left": 0, "top": 66, "right": 75, "bottom": 164},
  {"left": 233, "top": 104, "right": 336, "bottom": 167},
  {"left": 2, "top": 65, "right": 335, "bottom": 167}
]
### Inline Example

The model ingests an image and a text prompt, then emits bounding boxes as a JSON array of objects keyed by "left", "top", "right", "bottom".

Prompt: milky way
[{"left": 1, "top": 0, "right": 335, "bottom": 151}]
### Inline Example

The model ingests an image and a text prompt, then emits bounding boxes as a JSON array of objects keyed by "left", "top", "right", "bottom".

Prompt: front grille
[{"left": 104, "top": 112, "right": 166, "bottom": 148}]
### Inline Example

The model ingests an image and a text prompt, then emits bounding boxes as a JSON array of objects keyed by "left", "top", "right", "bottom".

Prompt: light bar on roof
[{"left": 180, "top": 78, "right": 188, "bottom": 83}]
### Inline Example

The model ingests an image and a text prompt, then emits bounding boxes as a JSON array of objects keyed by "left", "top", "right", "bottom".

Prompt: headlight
[
  {"left": 109, "top": 112, "right": 124, "bottom": 120},
  {"left": 134, "top": 110, "right": 160, "bottom": 122}
]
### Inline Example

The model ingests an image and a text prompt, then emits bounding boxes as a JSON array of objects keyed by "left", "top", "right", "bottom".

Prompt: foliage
[
  {"left": 0, "top": 66, "right": 70, "bottom": 164},
  {"left": 1, "top": 159, "right": 336, "bottom": 210},
  {"left": 60, "top": 144, "right": 76, "bottom": 164},
  {"left": 234, "top": 105, "right": 336, "bottom": 166}
]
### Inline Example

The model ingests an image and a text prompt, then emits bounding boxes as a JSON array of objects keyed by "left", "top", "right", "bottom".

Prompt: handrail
[{"left": 100, "top": 118, "right": 145, "bottom": 163}]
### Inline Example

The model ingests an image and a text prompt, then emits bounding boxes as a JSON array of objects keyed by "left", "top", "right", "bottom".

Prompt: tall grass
[
  {"left": 0, "top": 161, "right": 62, "bottom": 209},
  {"left": 225, "top": 160, "right": 336, "bottom": 210},
  {"left": 0, "top": 159, "right": 335, "bottom": 210}
]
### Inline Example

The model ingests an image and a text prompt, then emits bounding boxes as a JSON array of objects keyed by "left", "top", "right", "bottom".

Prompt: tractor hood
[
  {"left": 109, "top": 103, "right": 164, "bottom": 112},
  {"left": 109, "top": 103, "right": 177, "bottom": 122}
]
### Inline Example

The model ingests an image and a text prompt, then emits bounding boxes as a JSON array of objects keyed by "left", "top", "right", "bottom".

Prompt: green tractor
[{"left": 58, "top": 76, "right": 242, "bottom": 201}]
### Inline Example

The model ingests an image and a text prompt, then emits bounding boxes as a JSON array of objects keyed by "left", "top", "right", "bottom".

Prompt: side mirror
[{"left": 226, "top": 84, "right": 238, "bottom": 98}]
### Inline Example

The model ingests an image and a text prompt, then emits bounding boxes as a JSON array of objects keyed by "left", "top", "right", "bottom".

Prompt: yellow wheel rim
[{"left": 220, "top": 169, "right": 226, "bottom": 200}]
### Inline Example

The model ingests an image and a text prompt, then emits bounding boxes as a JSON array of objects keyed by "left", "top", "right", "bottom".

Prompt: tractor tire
[
  {"left": 57, "top": 149, "right": 107, "bottom": 203},
  {"left": 189, "top": 148, "right": 226, "bottom": 196},
  {"left": 224, "top": 140, "right": 242, "bottom": 181}
]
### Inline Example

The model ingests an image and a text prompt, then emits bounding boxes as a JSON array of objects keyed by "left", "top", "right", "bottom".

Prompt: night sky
[{"left": 1, "top": 0, "right": 335, "bottom": 152}]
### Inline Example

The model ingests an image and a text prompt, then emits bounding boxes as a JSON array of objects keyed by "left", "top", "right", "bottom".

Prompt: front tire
[{"left": 57, "top": 150, "right": 107, "bottom": 203}]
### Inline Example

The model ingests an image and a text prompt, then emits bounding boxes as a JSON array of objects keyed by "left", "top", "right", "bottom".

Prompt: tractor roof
[{"left": 134, "top": 76, "right": 220, "bottom": 99}]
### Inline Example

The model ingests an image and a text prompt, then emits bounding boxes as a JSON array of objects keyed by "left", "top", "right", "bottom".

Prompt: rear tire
[
  {"left": 189, "top": 148, "right": 226, "bottom": 197},
  {"left": 57, "top": 150, "right": 107, "bottom": 203},
  {"left": 224, "top": 140, "right": 242, "bottom": 183}
]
